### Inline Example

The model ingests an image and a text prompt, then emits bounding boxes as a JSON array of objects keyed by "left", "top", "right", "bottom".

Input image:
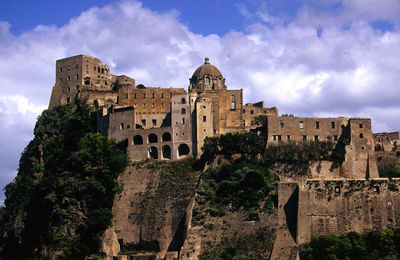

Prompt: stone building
[{"left": 49, "top": 55, "right": 277, "bottom": 161}]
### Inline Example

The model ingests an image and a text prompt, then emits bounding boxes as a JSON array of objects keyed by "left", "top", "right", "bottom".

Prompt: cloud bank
[{"left": 1, "top": 0, "right": 400, "bottom": 200}]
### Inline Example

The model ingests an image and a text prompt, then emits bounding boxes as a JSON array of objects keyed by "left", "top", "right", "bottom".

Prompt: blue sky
[{"left": 1, "top": 0, "right": 400, "bottom": 203}]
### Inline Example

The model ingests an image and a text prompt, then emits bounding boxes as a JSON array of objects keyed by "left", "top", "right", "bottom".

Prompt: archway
[
  {"left": 162, "top": 145, "right": 171, "bottom": 159},
  {"left": 148, "top": 133, "right": 158, "bottom": 143},
  {"left": 162, "top": 132, "right": 171, "bottom": 142},
  {"left": 133, "top": 135, "right": 143, "bottom": 145},
  {"left": 375, "top": 144, "right": 382, "bottom": 151},
  {"left": 149, "top": 146, "right": 158, "bottom": 159},
  {"left": 178, "top": 143, "right": 190, "bottom": 157}
]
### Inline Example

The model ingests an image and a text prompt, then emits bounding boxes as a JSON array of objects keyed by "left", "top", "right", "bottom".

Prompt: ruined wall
[
  {"left": 266, "top": 116, "right": 349, "bottom": 145},
  {"left": 118, "top": 87, "right": 185, "bottom": 113},
  {"left": 243, "top": 102, "right": 278, "bottom": 127},
  {"left": 297, "top": 179, "right": 400, "bottom": 245}
]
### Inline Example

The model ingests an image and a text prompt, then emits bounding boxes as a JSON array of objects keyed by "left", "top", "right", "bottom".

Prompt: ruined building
[{"left": 49, "top": 55, "right": 400, "bottom": 259}]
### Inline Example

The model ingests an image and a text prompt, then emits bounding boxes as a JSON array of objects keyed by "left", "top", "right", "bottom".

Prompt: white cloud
[{"left": 0, "top": 0, "right": 400, "bottom": 194}]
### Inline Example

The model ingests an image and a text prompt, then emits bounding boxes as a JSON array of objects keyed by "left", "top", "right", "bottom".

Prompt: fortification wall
[
  {"left": 297, "top": 179, "right": 400, "bottom": 244},
  {"left": 266, "top": 116, "right": 349, "bottom": 145}
]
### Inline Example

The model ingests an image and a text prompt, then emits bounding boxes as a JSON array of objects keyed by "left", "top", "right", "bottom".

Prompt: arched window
[
  {"left": 230, "top": 95, "right": 236, "bottom": 110},
  {"left": 181, "top": 98, "right": 186, "bottom": 104},
  {"left": 181, "top": 108, "right": 186, "bottom": 114},
  {"left": 162, "top": 132, "right": 171, "bottom": 142},
  {"left": 178, "top": 143, "right": 190, "bottom": 157},
  {"left": 149, "top": 146, "right": 158, "bottom": 159},
  {"left": 162, "top": 145, "right": 171, "bottom": 159},
  {"left": 148, "top": 133, "right": 158, "bottom": 143},
  {"left": 205, "top": 76, "right": 210, "bottom": 84},
  {"left": 133, "top": 135, "right": 143, "bottom": 145}
]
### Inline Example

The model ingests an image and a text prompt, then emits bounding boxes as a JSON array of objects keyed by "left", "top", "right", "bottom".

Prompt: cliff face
[{"left": 109, "top": 160, "right": 201, "bottom": 258}]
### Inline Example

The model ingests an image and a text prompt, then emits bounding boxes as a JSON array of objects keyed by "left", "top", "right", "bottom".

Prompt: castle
[{"left": 49, "top": 55, "right": 400, "bottom": 258}]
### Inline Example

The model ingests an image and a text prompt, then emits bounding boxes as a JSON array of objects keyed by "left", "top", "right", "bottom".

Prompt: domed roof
[{"left": 191, "top": 57, "right": 222, "bottom": 79}]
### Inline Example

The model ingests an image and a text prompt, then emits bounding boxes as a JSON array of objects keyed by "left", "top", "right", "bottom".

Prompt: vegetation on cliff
[
  {"left": 0, "top": 104, "right": 128, "bottom": 259},
  {"left": 300, "top": 229, "right": 400, "bottom": 260}
]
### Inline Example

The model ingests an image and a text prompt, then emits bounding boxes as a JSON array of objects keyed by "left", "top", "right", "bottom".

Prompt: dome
[{"left": 191, "top": 57, "right": 222, "bottom": 80}]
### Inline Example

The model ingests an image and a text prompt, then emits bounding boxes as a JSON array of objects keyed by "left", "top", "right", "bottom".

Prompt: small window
[
  {"left": 125, "top": 93, "right": 128, "bottom": 99},
  {"left": 287, "top": 135, "right": 291, "bottom": 140},
  {"left": 181, "top": 118, "right": 185, "bottom": 124},
  {"left": 314, "top": 135, "right": 319, "bottom": 141},
  {"left": 388, "top": 201, "right": 393, "bottom": 206},
  {"left": 205, "top": 76, "right": 210, "bottom": 84},
  {"left": 75, "top": 64, "right": 78, "bottom": 69},
  {"left": 278, "top": 135, "right": 282, "bottom": 141},
  {"left": 152, "top": 119, "right": 156, "bottom": 126},
  {"left": 316, "top": 122, "right": 320, "bottom": 129},
  {"left": 331, "top": 122, "right": 335, "bottom": 129},
  {"left": 141, "top": 119, "right": 146, "bottom": 126},
  {"left": 143, "top": 104, "right": 146, "bottom": 108},
  {"left": 359, "top": 133, "right": 364, "bottom": 138},
  {"left": 359, "top": 123, "right": 363, "bottom": 128},
  {"left": 161, "top": 103, "right": 164, "bottom": 109},
  {"left": 280, "top": 122, "right": 284, "bottom": 128},
  {"left": 181, "top": 98, "right": 186, "bottom": 104},
  {"left": 127, "top": 125, "right": 130, "bottom": 129},
  {"left": 250, "top": 110, "right": 254, "bottom": 115},
  {"left": 181, "top": 108, "right": 186, "bottom": 114},
  {"left": 231, "top": 101, "right": 236, "bottom": 110},
  {"left": 67, "top": 66, "right": 70, "bottom": 71},
  {"left": 152, "top": 93, "right": 155, "bottom": 99},
  {"left": 133, "top": 104, "right": 137, "bottom": 108},
  {"left": 161, "top": 93, "right": 164, "bottom": 98},
  {"left": 120, "top": 123, "right": 124, "bottom": 130},
  {"left": 273, "top": 135, "right": 277, "bottom": 141},
  {"left": 67, "top": 75, "right": 70, "bottom": 81},
  {"left": 143, "top": 93, "right": 146, "bottom": 98},
  {"left": 334, "top": 135, "right": 338, "bottom": 141},
  {"left": 101, "top": 68, "right": 104, "bottom": 74},
  {"left": 59, "top": 77, "right": 62, "bottom": 82},
  {"left": 299, "top": 121, "right": 304, "bottom": 129},
  {"left": 94, "top": 66, "right": 96, "bottom": 71},
  {"left": 59, "top": 67, "right": 62, "bottom": 72},
  {"left": 134, "top": 93, "right": 137, "bottom": 99},
  {"left": 66, "top": 97, "right": 70, "bottom": 103},
  {"left": 335, "top": 186, "right": 340, "bottom": 193},
  {"left": 203, "top": 116, "right": 206, "bottom": 122},
  {"left": 76, "top": 74, "right": 79, "bottom": 79},
  {"left": 67, "top": 87, "right": 70, "bottom": 92},
  {"left": 152, "top": 103, "right": 155, "bottom": 108},
  {"left": 302, "top": 135, "right": 307, "bottom": 141}
]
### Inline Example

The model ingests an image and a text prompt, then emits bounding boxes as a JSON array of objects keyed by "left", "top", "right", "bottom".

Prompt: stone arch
[
  {"left": 181, "top": 108, "right": 186, "bottom": 114},
  {"left": 375, "top": 143, "right": 382, "bottom": 151},
  {"left": 162, "top": 132, "right": 171, "bottom": 142},
  {"left": 162, "top": 145, "right": 171, "bottom": 159},
  {"left": 133, "top": 135, "right": 143, "bottom": 145},
  {"left": 148, "top": 133, "right": 158, "bottom": 143},
  {"left": 149, "top": 146, "right": 158, "bottom": 159},
  {"left": 178, "top": 143, "right": 190, "bottom": 157}
]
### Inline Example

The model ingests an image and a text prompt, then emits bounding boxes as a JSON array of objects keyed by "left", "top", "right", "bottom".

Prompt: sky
[{"left": 1, "top": 0, "right": 400, "bottom": 202}]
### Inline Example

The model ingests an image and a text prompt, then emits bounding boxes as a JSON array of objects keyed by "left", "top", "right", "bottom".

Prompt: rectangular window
[
  {"left": 152, "top": 103, "right": 155, "bottom": 108},
  {"left": 299, "top": 121, "right": 304, "bottom": 129},
  {"left": 250, "top": 110, "right": 254, "bottom": 115},
  {"left": 161, "top": 103, "right": 164, "bottom": 108},
  {"left": 280, "top": 122, "right": 284, "bottom": 128},
  {"left": 151, "top": 93, "right": 155, "bottom": 99},
  {"left": 287, "top": 135, "right": 291, "bottom": 140},
  {"left": 120, "top": 123, "right": 124, "bottom": 130},
  {"left": 141, "top": 119, "right": 146, "bottom": 126},
  {"left": 133, "top": 104, "right": 137, "bottom": 108},
  {"left": 203, "top": 116, "right": 206, "bottom": 122},
  {"left": 76, "top": 74, "right": 79, "bottom": 79},
  {"left": 273, "top": 135, "right": 277, "bottom": 141},
  {"left": 125, "top": 93, "right": 128, "bottom": 99},
  {"left": 334, "top": 135, "right": 338, "bottom": 141},
  {"left": 302, "top": 135, "right": 307, "bottom": 141},
  {"left": 231, "top": 101, "right": 236, "bottom": 110},
  {"left": 278, "top": 135, "right": 282, "bottom": 141},
  {"left": 152, "top": 119, "right": 156, "bottom": 126},
  {"left": 316, "top": 122, "right": 320, "bottom": 129},
  {"left": 182, "top": 118, "right": 185, "bottom": 124},
  {"left": 143, "top": 104, "right": 146, "bottom": 108},
  {"left": 359, "top": 123, "right": 363, "bottom": 128},
  {"left": 331, "top": 122, "right": 335, "bottom": 129},
  {"left": 134, "top": 93, "right": 137, "bottom": 99},
  {"left": 143, "top": 93, "right": 146, "bottom": 98},
  {"left": 314, "top": 135, "right": 319, "bottom": 141},
  {"left": 161, "top": 93, "right": 164, "bottom": 98}
]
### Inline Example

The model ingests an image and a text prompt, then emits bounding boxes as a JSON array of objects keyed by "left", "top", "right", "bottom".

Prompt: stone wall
[{"left": 297, "top": 179, "right": 400, "bottom": 244}]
